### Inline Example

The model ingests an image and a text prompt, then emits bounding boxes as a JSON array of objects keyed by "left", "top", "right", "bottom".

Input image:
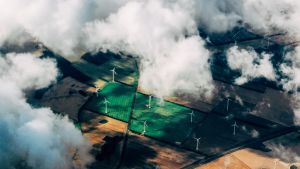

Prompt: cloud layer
[{"left": 2, "top": 0, "right": 300, "bottom": 166}]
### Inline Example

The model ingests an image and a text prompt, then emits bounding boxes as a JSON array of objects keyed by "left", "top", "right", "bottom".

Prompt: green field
[
  {"left": 73, "top": 57, "right": 138, "bottom": 86},
  {"left": 85, "top": 82, "right": 136, "bottom": 122},
  {"left": 129, "top": 93, "right": 207, "bottom": 144}
]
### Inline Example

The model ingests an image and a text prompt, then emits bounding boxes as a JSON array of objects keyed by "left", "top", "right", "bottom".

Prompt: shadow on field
[
  {"left": 42, "top": 49, "right": 93, "bottom": 83},
  {"left": 120, "top": 135, "right": 158, "bottom": 169}
]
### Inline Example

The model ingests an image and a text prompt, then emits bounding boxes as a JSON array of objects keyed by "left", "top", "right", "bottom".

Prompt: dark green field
[{"left": 73, "top": 57, "right": 138, "bottom": 86}]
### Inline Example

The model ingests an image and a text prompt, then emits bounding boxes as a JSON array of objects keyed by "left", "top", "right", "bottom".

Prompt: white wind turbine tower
[
  {"left": 147, "top": 95, "right": 152, "bottom": 109},
  {"left": 95, "top": 87, "right": 100, "bottom": 97},
  {"left": 103, "top": 97, "right": 110, "bottom": 114},
  {"left": 205, "top": 37, "right": 211, "bottom": 43},
  {"left": 263, "top": 31, "right": 271, "bottom": 50},
  {"left": 226, "top": 98, "right": 231, "bottom": 112},
  {"left": 194, "top": 137, "right": 201, "bottom": 151},
  {"left": 295, "top": 83, "right": 298, "bottom": 97},
  {"left": 232, "top": 29, "right": 241, "bottom": 46},
  {"left": 110, "top": 67, "right": 117, "bottom": 82},
  {"left": 232, "top": 121, "right": 238, "bottom": 136},
  {"left": 142, "top": 120, "right": 148, "bottom": 135},
  {"left": 266, "top": 34, "right": 270, "bottom": 50},
  {"left": 188, "top": 111, "right": 195, "bottom": 123},
  {"left": 273, "top": 159, "right": 279, "bottom": 169}
]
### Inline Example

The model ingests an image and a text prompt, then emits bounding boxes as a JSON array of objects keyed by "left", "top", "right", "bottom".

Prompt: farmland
[
  {"left": 85, "top": 82, "right": 136, "bottom": 122},
  {"left": 129, "top": 93, "right": 207, "bottom": 144}
]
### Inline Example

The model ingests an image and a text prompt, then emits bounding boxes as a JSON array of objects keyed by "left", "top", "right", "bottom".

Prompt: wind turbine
[
  {"left": 95, "top": 87, "right": 100, "bottom": 97},
  {"left": 262, "top": 31, "right": 271, "bottom": 50},
  {"left": 188, "top": 111, "right": 195, "bottom": 123},
  {"left": 205, "top": 37, "right": 212, "bottom": 45},
  {"left": 226, "top": 98, "right": 231, "bottom": 112},
  {"left": 103, "top": 98, "right": 110, "bottom": 114},
  {"left": 232, "top": 30, "right": 241, "bottom": 46},
  {"left": 142, "top": 120, "right": 148, "bottom": 135},
  {"left": 295, "top": 83, "right": 298, "bottom": 97},
  {"left": 232, "top": 121, "right": 238, "bottom": 136},
  {"left": 194, "top": 137, "right": 201, "bottom": 151},
  {"left": 147, "top": 95, "right": 152, "bottom": 109},
  {"left": 110, "top": 67, "right": 117, "bottom": 83},
  {"left": 273, "top": 159, "right": 278, "bottom": 169},
  {"left": 265, "top": 35, "right": 270, "bottom": 49}
]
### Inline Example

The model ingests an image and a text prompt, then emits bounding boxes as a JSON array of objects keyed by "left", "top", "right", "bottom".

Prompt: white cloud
[
  {"left": 0, "top": 53, "right": 93, "bottom": 169},
  {"left": 84, "top": 0, "right": 214, "bottom": 99},
  {"left": 226, "top": 46, "right": 276, "bottom": 85},
  {"left": 0, "top": 0, "right": 128, "bottom": 57},
  {"left": 0, "top": 53, "right": 58, "bottom": 90},
  {"left": 193, "top": 0, "right": 243, "bottom": 33}
]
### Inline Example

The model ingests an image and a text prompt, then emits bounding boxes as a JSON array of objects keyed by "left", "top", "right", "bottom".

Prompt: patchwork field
[{"left": 85, "top": 82, "right": 136, "bottom": 122}]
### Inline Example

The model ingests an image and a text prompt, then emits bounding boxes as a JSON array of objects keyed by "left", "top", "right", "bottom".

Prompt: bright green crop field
[
  {"left": 129, "top": 93, "right": 207, "bottom": 144},
  {"left": 85, "top": 82, "right": 136, "bottom": 122}
]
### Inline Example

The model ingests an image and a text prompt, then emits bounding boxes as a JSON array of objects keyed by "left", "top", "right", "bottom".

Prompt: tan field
[
  {"left": 79, "top": 110, "right": 127, "bottom": 169},
  {"left": 194, "top": 149, "right": 297, "bottom": 169},
  {"left": 232, "top": 149, "right": 292, "bottom": 169},
  {"left": 231, "top": 132, "right": 300, "bottom": 169},
  {"left": 80, "top": 110, "right": 128, "bottom": 144},
  {"left": 91, "top": 79, "right": 107, "bottom": 91},
  {"left": 195, "top": 155, "right": 251, "bottom": 169}
]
